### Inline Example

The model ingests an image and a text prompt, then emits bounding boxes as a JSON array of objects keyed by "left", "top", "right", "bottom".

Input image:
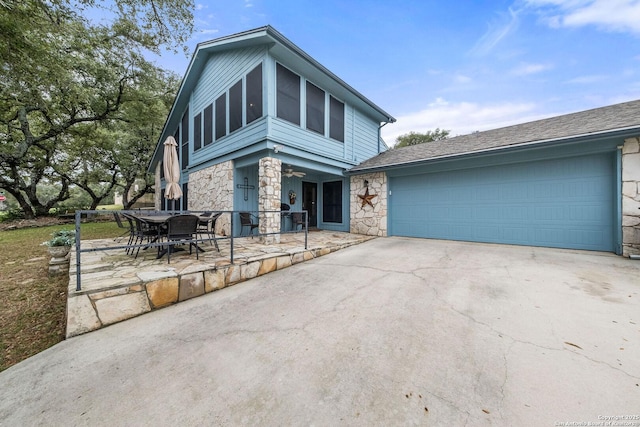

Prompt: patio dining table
[{"left": 130, "top": 213, "right": 207, "bottom": 259}]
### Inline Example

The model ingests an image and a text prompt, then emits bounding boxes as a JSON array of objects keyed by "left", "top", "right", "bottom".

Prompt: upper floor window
[
  {"left": 306, "top": 81, "right": 325, "bottom": 135},
  {"left": 203, "top": 103, "right": 213, "bottom": 146},
  {"left": 229, "top": 80, "right": 242, "bottom": 133},
  {"left": 277, "top": 63, "right": 300, "bottom": 125},
  {"left": 193, "top": 112, "right": 202, "bottom": 151},
  {"left": 330, "top": 96, "right": 345, "bottom": 142},
  {"left": 181, "top": 107, "right": 189, "bottom": 170},
  {"left": 215, "top": 93, "right": 226, "bottom": 140},
  {"left": 246, "top": 63, "right": 263, "bottom": 124}
]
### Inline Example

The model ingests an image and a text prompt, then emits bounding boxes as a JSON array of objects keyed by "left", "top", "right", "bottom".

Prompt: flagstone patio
[{"left": 66, "top": 231, "right": 374, "bottom": 338}]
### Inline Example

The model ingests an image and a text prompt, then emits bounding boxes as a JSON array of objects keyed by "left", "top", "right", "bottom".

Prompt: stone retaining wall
[
  {"left": 66, "top": 244, "right": 350, "bottom": 338},
  {"left": 622, "top": 137, "right": 640, "bottom": 256},
  {"left": 350, "top": 172, "right": 387, "bottom": 236}
]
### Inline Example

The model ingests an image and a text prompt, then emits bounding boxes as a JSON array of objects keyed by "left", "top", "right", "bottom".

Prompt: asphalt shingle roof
[{"left": 350, "top": 99, "right": 640, "bottom": 173}]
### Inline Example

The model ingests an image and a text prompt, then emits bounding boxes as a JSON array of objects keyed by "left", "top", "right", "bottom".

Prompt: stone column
[
  {"left": 258, "top": 157, "right": 282, "bottom": 244},
  {"left": 350, "top": 172, "right": 388, "bottom": 236}
]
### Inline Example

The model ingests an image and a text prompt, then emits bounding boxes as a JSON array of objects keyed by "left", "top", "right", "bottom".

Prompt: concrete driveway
[{"left": 1, "top": 237, "right": 639, "bottom": 426}]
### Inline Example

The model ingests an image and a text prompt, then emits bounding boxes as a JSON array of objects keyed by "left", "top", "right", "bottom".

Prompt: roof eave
[{"left": 346, "top": 125, "right": 640, "bottom": 175}]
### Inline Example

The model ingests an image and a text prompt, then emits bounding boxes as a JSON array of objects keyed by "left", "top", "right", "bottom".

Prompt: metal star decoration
[{"left": 358, "top": 187, "right": 377, "bottom": 208}]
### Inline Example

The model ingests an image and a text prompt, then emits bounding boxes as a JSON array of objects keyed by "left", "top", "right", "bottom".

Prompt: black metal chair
[
  {"left": 280, "top": 203, "right": 291, "bottom": 231},
  {"left": 113, "top": 212, "right": 133, "bottom": 243},
  {"left": 197, "top": 212, "right": 221, "bottom": 251},
  {"left": 239, "top": 212, "right": 259, "bottom": 237},
  {"left": 120, "top": 213, "right": 136, "bottom": 254},
  {"left": 164, "top": 214, "right": 200, "bottom": 263},
  {"left": 290, "top": 212, "right": 306, "bottom": 231},
  {"left": 122, "top": 213, "right": 157, "bottom": 258}
]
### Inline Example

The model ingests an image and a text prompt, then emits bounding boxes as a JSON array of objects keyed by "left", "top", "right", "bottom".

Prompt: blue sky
[{"left": 151, "top": 0, "right": 640, "bottom": 145}]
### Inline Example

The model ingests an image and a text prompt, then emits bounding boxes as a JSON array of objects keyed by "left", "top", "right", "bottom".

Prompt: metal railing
[{"left": 72, "top": 209, "right": 308, "bottom": 292}]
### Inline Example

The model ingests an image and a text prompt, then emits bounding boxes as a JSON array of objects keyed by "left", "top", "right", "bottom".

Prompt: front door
[{"left": 302, "top": 181, "right": 317, "bottom": 227}]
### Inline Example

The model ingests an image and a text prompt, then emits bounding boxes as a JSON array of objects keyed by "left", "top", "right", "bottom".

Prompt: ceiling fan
[{"left": 283, "top": 166, "right": 306, "bottom": 178}]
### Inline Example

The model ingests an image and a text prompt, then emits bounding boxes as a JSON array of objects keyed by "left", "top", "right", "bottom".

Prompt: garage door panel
[{"left": 390, "top": 153, "right": 615, "bottom": 251}]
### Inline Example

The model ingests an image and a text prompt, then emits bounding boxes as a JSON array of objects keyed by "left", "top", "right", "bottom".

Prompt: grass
[{"left": 0, "top": 220, "right": 120, "bottom": 372}]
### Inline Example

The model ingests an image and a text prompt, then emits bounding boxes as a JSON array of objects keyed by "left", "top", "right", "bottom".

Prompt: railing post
[
  {"left": 230, "top": 211, "right": 234, "bottom": 264},
  {"left": 75, "top": 211, "right": 82, "bottom": 291},
  {"left": 304, "top": 210, "right": 308, "bottom": 249}
]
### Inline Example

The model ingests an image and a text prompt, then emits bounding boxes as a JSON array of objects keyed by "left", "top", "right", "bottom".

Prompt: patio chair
[
  {"left": 113, "top": 212, "right": 133, "bottom": 243},
  {"left": 290, "top": 212, "right": 306, "bottom": 231},
  {"left": 197, "top": 212, "right": 221, "bottom": 251},
  {"left": 164, "top": 214, "right": 200, "bottom": 264},
  {"left": 280, "top": 203, "right": 291, "bottom": 231},
  {"left": 123, "top": 213, "right": 157, "bottom": 259},
  {"left": 239, "top": 212, "right": 259, "bottom": 237}
]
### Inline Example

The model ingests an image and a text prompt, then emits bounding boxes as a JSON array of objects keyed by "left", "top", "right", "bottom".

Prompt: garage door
[{"left": 389, "top": 153, "right": 616, "bottom": 251}]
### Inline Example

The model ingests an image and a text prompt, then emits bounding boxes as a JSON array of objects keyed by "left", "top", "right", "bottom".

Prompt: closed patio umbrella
[{"left": 163, "top": 136, "right": 183, "bottom": 207}]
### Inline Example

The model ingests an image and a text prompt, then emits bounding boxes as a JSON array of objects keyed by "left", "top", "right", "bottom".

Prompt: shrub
[{"left": 42, "top": 229, "right": 76, "bottom": 247}]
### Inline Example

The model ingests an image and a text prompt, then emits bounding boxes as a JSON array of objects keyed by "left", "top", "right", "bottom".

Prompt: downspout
[{"left": 378, "top": 120, "right": 391, "bottom": 153}]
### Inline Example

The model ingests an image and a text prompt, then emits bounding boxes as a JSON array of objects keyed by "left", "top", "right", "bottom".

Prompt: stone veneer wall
[
  {"left": 258, "top": 157, "right": 282, "bottom": 244},
  {"left": 188, "top": 160, "right": 234, "bottom": 236},
  {"left": 350, "top": 172, "right": 387, "bottom": 236},
  {"left": 622, "top": 137, "right": 640, "bottom": 256}
]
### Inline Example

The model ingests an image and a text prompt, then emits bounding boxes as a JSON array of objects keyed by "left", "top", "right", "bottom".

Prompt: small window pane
[
  {"left": 322, "top": 181, "right": 342, "bottom": 223},
  {"left": 229, "top": 80, "right": 242, "bottom": 133},
  {"left": 204, "top": 104, "right": 213, "bottom": 146},
  {"left": 182, "top": 183, "right": 189, "bottom": 210},
  {"left": 215, "top": 93, "right": 226, "bottom": 140},
  {"left": 193, "top": 113, "right": 202, "bottom": 151},
  {"left": 306, "top": 81, "right": 325, "bottom": 135},
  {"left": 246, "top": 64, "right": 263, "bottom": 124},
  {"left": 330, "top": 96, "right": 344, "bottom": 142},
  {"left": 276, "top": 63, "right": 300, "bottom": 125},
  {"left": 181, "top": 108, "right": 189, "bottom": 170}
]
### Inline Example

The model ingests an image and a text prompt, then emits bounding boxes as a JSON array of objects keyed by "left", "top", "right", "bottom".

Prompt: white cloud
[
  {"left": 511, "top": 62, "right": 553, "bottom": 75},
  {"left": 470, "top": 7, "right": 521, "bottom": 56},
  {"left": 195, "top": 3, "right": 205, "bottom": 10},
  {"left": 381, "top": 98, "right": 551, "bottom": 145},
  {"left": 525, "top": 0, "right": 640, "bottom": 34},
  {"left": 566, "top": 74, "right": 607, "bottom": 84},
  {"left": 199, "top": 29, "right": 220, "bottom": 36},
  {"left": 454, "top": 74, "right": 472, "bottom": 84}
]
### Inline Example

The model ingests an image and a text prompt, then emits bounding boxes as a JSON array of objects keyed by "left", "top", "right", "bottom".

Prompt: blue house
[
  {"left": 149, "top": 26, "right": 640, "bottom": 256},
  {"left": 149, "top": 26, "right": 395, "bottom": 239}
]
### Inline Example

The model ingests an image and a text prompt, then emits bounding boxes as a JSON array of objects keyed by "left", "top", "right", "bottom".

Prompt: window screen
[
  {"left": 276, "top": 63, "right": 300, "bottom": 125},
  {"left": 246, "top": 64, "right": 263, "bottom": 124},
  {"left": 322, "top": 181, "right": 342, "bottom": 223},
  {"left": 306, "top": 81, "right": 325, "bottom": 135},
  {"left": 182, "top": 183, "right": 188, "bottom": 210},
  {"left": 181, "top": 108, "right": 189, "bottom": 170},
  {"left": 330, "top": 96, "right": 344, "bottom": 142},
  {"left": 229, "top": 80, "right": 242, "bottom": 133},
  {"left": 215, "top": 93, "right": 226, "bottom": 140},
  {"left": 204, "top": 104, "right": 213, "bottom": 146},
  {"left": 193, "top": 113, "right": 202, "bottom": 151}
]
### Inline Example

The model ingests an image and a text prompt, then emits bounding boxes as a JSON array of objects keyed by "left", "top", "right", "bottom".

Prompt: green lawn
[{"left": 0, "top": 221, "right": 121, "bottom": 372}]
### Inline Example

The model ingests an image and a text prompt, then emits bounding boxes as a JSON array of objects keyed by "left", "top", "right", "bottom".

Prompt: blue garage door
[{"left": 389, "top": 153, "right": 616, "bottom": 251}]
